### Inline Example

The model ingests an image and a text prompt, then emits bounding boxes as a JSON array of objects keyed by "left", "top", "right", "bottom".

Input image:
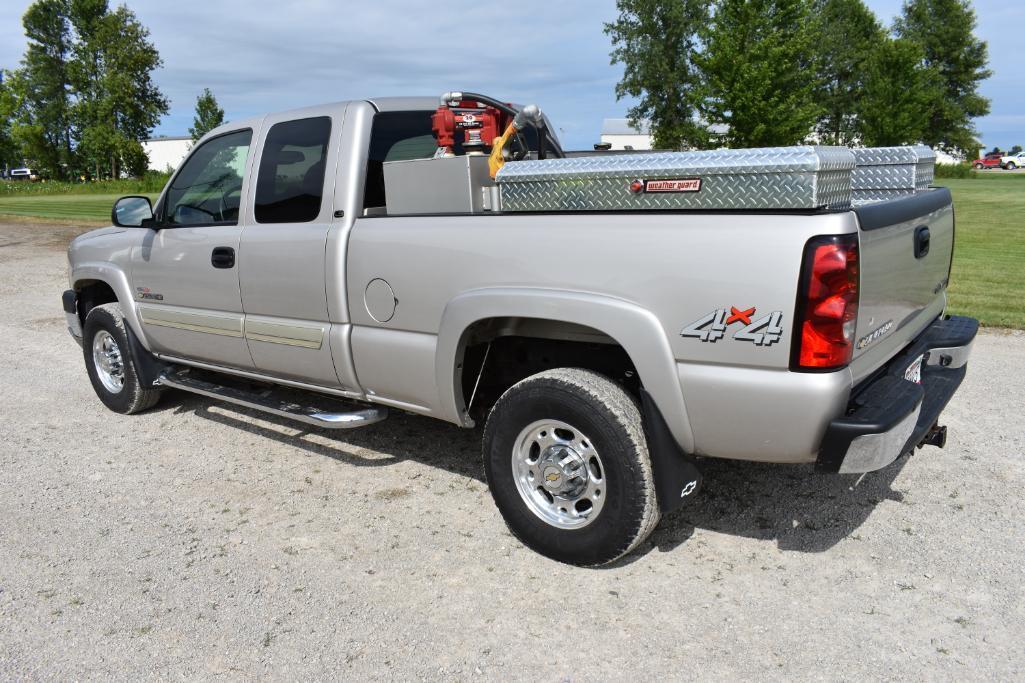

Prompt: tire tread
[{"left": 484, "top": 367, "right": 660, "bottom": 565}]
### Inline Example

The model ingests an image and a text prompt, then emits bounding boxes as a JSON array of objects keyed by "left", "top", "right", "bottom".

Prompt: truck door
[
  {"left": 130, "top": 128, "right": 257, "bottom": 370},
  {"left": 238, "top": 111, "right": 346, "bottom": 388}
]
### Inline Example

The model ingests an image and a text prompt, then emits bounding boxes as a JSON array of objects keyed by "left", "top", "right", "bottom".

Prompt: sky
[{"left": 0, "top": 0, "right": 1021, "bottom": 151}]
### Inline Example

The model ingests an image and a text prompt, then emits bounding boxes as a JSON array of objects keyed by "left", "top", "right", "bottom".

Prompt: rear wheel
[
  {"left": 1007, "top": 162, "right": 1017, "bottom": 170},
  {"left": 83, "top": 303, "right": 163, "bottom": 414},
  {"left": 483, "top": 368, "right": 659, "bottom": 566},
  {"left": 974, "top": 162, "right": 984, "bottom": 169}
]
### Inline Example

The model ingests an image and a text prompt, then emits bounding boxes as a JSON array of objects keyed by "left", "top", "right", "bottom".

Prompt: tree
[
  {"left": 605, "top": 0, "right": 710, "bottom": 150},
  {"left": 856, "top": 38, "right": 939, "bottom": 146},
  {"left": 697, "top": 0, "right": 823, "bottom": 148},
  {"left": 189, "top": 88, "right": 224, "bottom": 142},
  {"left": 12, "top": 0, "right": 75, "bottom": 178},
  {"left": 895, "top": 0, "right": 991, "bottom": 154},
  {"left": 0, "top": 73, "right": 18, "bottom": 170},
  {"left": 813, "top": 0, "right": 885, "bottom": 145},
  {"left": 1010, "top": 145, "right": 1023, "bottom": 156},
  {"left": 69, "top": 1, "right": 167, "bottom": 178}
]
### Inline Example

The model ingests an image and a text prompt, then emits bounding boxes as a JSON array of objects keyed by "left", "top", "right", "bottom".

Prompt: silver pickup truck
[{"left": 63, "top": 94, "right": 977, "bottom": 565}]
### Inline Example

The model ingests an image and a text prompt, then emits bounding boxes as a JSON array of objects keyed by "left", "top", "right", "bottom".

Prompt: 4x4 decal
[{"left": 681, "top": 306, "right": 783, "bottom": 346}]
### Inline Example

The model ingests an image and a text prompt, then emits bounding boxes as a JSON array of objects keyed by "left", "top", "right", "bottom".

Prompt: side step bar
[{"left": 156, "top": 372, "right": 387, "bottom": 429}]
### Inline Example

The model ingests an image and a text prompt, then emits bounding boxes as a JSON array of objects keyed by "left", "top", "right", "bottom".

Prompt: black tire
[
  {"left": 82, "top": 302, "right": 163, "bottom": 414},
  {"left": 1007, "top": 162, "right": 1017, "bottom": 170},
  {"left": 483, "top": 368, "right": 659, "bottom": 566},
  {"left": 974, "top": 163, "right": 984, "bottom": 169}
]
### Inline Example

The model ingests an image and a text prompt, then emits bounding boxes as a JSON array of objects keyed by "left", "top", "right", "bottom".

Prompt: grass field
[
  {"left": 0, "top": 175, "right": 1022, "bottom": 327},
  {"left": 0, "top": 194, "right": 157, "bottom": 224},
  {"left": 940, "top": 174, "right": 1025, "bottom": 328}
]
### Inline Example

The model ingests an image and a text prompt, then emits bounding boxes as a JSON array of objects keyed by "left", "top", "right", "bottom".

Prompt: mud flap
[
  {"left": 639, "top": 388, "right": 702, "bottom": 513},
  {"left": 124, "top": 322, "right": 169, "bottom": 388}
]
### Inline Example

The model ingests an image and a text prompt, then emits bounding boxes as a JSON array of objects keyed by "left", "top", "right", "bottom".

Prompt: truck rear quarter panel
[{"left": 345, "top": 210, "right": 860, "bottom": 462}]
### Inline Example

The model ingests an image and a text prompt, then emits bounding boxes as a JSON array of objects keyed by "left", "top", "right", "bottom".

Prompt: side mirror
[{"left": 112, "top": 196, "right": 154, "bottom": 228}]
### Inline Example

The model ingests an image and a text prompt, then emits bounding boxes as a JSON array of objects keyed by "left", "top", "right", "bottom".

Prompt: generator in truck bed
[{"left": 63, "top": 92, "right": 976, "bottom": 565}]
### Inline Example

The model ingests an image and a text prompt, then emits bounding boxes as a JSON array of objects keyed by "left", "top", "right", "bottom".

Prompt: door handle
[
  {"left": 211, "top": 246, "right": 235, "bottom": 269},
  {"left": 914, "top": 226, "right": 930, "bottom": 259}
]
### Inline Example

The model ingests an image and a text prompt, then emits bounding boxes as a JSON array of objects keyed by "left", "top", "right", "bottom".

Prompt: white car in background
[
  {"left": 1000, "top": 152, "right": 1024, "bottom": 169},
  {"left": 8, "top": 167, "right": 41, "bottom": 181}
]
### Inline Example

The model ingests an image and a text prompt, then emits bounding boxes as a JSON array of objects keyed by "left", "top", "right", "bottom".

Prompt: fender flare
[
  {"left": 435, "top": 287, "right": 695, "bottom": 454},
  {"left": 70, "top": 261, "right": 152, "bottom": 350}
]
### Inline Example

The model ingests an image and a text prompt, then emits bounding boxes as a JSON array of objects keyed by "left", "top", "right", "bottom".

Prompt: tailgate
[{"left": 849, "top": 188, "right": 954, "bottom": 383}]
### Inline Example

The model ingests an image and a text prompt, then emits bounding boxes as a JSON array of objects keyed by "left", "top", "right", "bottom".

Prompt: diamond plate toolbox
[
  {"left": 851, "top": 145, "right": 935, "bottom": 204},
  {"left": 495, "top": 146, "right": 856, "bottom": 212}
]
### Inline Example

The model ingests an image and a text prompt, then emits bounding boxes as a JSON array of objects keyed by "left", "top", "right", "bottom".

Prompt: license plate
[{"left": 904, "top": 354, "right": 924, "bottom": 384}]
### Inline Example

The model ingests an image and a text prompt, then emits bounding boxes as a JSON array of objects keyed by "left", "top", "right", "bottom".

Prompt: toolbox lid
[
  {"left": 851, "top": 145, "right": 936, "bottom": 166},
  {"left": 496, "top": 146, "right": 856, "bottom": 183}
]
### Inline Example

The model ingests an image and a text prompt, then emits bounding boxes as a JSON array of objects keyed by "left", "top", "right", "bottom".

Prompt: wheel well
[
  {"left": 458, "top": 317, "right": 640, "bottom": 423},
  {"left": 75, "top": 280, "right": 118, "bottom": 325}
]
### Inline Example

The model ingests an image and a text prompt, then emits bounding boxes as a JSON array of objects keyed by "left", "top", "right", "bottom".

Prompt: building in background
[
  {"left": 598, "top": 117, "right": 971, "bottom": 163},
  {"left": 599, "top": 119, "right": 653, "bottom": 151},
  {"left": 142, "top": 136, "right": 191, "bottom": 173}
]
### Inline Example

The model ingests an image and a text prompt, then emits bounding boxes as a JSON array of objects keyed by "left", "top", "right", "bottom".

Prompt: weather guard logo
[{"left": 629, "top": 178, "right": 702, "bottom": 194}]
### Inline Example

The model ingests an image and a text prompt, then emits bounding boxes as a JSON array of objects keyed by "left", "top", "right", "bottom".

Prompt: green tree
[
  {"left": 1010, "top": 145, "right": 1023, "bottom": 156},
  {"left": 69, "top": 1, "right": 167, "bottom": 178},
  {"left": 813, "top": 0, "right": 884, "bottom": 145},
  {"left": 895, "top": 0, "right": 991, "bottom": 154},
  {"left": 605, "top": 0, "right": 710, "bottom": 150},
  {"left": 68, "top": 0, "right": 109, "bottom": 177},
  {"left": 0, "top": 73, "right": 19, "bottom": 170},
  {"left": 189, "top": 88, "right": 225, "bottom": 142},
  {"left": 12, "top": 0, "right": 75, "bottom": 178},
  {"left": 697, "top": 0, "right": 823, "bottom": 148},
  {"left": 856, "top": 38, "right": 939, "bottom": 146}
]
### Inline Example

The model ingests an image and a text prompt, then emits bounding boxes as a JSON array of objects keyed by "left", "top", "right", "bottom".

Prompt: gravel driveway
[{"left": 1, "top": 220, "right": 1023, "bottom": 679}]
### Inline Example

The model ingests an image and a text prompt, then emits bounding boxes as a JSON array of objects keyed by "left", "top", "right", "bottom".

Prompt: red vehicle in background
[{"left": 973, "top": 152, "right": 1003, "bottom": 169}]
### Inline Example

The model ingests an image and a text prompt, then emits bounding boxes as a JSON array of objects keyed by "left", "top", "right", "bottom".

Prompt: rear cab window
[
  {"left": 255, "top": 116, "right": 332, "bottom": 223},
  {"left": 362, "top": 110, "right": 545, "bottom": 213}
]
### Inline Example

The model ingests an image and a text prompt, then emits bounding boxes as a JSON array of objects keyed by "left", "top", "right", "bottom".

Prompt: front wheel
[
  {"left": 483, "top": 368, "right": 660, "bottom": 566},
  {"left": 83, "top": 303, "right": 163, "bottom": 414},
  {"left": 1007, "top": 162, "right": 1017, "bottom": 170},
  {"left": 975, "top": 162, "right": 985, "bottom": 169}
]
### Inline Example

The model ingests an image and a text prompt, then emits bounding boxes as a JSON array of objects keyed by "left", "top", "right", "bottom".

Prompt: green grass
[
  {"left": 938, "top": 173, "right": 1025, "bottom": 329},
  {"left": 0, "top": 172, "right": 1021, "bottom": 328},
  {"left": 0, "top": 193, "right": 157, "bottom": 223},
  {"left": 0, "top": 173, "right": 170, "bottom": 197}
]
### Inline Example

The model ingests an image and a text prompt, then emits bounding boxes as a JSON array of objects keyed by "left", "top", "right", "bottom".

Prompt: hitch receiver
[{"left": 918, "top": 423, "right": 947, "bottom": 450}]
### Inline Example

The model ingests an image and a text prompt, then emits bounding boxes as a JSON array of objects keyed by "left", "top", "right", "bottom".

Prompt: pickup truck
[
  {"left": 63, "top": 95, "right": 977, "bottom": 566},
  {"left": 1000, "top": 152, "right": 1024, "bottom": 170}
]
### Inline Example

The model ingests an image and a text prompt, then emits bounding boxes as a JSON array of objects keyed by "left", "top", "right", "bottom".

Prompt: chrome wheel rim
[
  {"left": 511, "top": 419, "right": 606, "bottom": 529},
  {"left": 92, "top": 330, "right": 125, "bottom": 394}
]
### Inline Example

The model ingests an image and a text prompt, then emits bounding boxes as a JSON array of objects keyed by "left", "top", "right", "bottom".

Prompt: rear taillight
[{"left": 792, "top": 234, "right": 860, "bottom": 370}]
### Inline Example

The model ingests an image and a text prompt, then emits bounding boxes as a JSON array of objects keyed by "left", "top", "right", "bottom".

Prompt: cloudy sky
[{"left": 0, "top": 0, "right": 1020, "bottom": 150}]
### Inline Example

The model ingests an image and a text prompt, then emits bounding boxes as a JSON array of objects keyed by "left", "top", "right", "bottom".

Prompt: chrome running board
[{"left": 156, "top": 371, "right": 387, "bottom": 430}]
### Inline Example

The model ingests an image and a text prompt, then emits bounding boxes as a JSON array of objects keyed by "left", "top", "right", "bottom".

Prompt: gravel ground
[{"left": 1, "top": 220, "right": 1023, "bottom": 680}]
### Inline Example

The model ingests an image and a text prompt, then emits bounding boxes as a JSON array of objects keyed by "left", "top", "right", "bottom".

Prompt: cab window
[
  {"left": 163, "top": 129, "right": 252, "bottom": 226},
  {"left": 254, "top": 116, "right": 332, "bottom": 223}
]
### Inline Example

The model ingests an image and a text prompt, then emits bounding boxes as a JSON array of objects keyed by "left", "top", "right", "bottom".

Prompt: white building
[
  {"left": 599, "top": 118, "right": 969, "bottom": 163},
  {"left": 142, "top": 136, "right": 192, "bottom": 173},
  {"left": 600, "top": 119, "right": 654, "bottom": 151}
]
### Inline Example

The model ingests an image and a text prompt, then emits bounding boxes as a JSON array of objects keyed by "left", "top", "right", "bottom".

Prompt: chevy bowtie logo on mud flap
[{"left": 681, "top": 306, "right": 783, "bottom": 346}]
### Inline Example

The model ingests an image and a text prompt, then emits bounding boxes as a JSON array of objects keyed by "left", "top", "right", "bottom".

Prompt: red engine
[{"left": 432, "top": 99, "right": 507, "bottom": 156}]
